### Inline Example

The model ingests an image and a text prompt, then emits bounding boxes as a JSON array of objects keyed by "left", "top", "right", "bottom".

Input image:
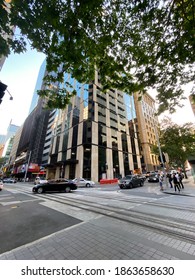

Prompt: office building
[
  {"left": 13, "top": 98, "right": 51, "bottom": 179},
  {"left": 28, "top": 59, "right": 46, "bottom": 114},
  {"left": 134, "top": 92, "right": 159, "bottom": 171},
  {"left": 46, "top": 72, "right": 142, "bottom": 181}
]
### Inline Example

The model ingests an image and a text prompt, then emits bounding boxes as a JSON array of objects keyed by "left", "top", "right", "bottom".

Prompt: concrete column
[
  {"left": 92, "top": 121, "right": 98, "bottom": 145},
  {"left": 51, "top": 136, "right": 57, "bottom": 154},
  {"left": 91, "top": 144, "right": 99, "bottom": 182},
  {"left": 106, "top": 127, "right": 112, "bottom": 148},
  {"left": 77, "top": 122, "right": 83, "bottom": 146},
  {"left": 67, "top": 127, "right": 73, "bottom": 155},
  {"left": 47, "top": 169, "right": 55, "bottom": 180},
  {"left": 76, "top": 145, "right": 83, "bottom": 178},
  {"left": 55, "top": 167, "right": 60, "bottom": 179},
  {"left": 57, "top": 151, "right": 62, "bottom": 162},
  {"left": 64, "top": 165, "right": 70, "bottom": 179},
  {"left": 127, "top": 134, "right": 134, "bottom": 171},
  {"left": 106, "top": 148, "right": 113, "bottom": 179},
  {"left": 118, "top": 150, "right": 124, "bottom": 177},
  {"left": 117, "top": 131, "right": 122, "bottom": 150}
]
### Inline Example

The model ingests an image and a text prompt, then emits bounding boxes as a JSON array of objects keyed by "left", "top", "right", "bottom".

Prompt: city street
[{"left": 0, "top": 176, "right": 195, "bottom": 260}]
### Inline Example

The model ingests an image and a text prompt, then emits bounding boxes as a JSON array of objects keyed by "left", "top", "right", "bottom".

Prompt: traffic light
[{"left": 0, "top": 81, "right": 7, "bottom": 104}]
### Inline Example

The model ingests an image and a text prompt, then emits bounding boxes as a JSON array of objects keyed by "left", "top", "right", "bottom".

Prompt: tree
[
  {"left": 0, "top": 0, "right": 195, "bottom": 112},
  {"left": 0, "top": 156, "right": 6, "bottom": 167},
  {"left": 156, "top": 117, "right": 195, "bottom": 176}
]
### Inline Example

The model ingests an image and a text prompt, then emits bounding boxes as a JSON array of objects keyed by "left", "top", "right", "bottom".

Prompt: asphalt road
[
  {"left": 1, "top": 178, "right": 195, "bottom": 257},
  {"left": 0, "top": 188, "right": 82, "bottom": 254}
]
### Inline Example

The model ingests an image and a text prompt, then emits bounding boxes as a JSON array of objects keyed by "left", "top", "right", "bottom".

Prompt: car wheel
[
  {"left": 37, "top": 187, "right": 43, "bottom": 194},
  {"left": 86, "top": 183, "right": 90, "bottom": 187},
  {"left": 129, "top": 183, "right": 133, "bottom": 189},
  {"left": 140, "top": 180, "right": 144, "bottom": 186},
  {"left": 65, "top": 186, "right": 71, "bottom": 193}
]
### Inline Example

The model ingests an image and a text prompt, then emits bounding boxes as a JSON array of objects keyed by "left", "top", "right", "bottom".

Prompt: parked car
[
  {"left": 72, "top": 178, "right": 95, "bottom": 187},
  {"left": 148, "top": 174, "right": 159, "bottom": 183},
  {"left": 137, "top": 174, "right": 147, "bottom": 182},
  {"left": 34, "top": 176, "right": 48, "bottom": 185},
  {"left": 0, "top": 180, "right": 3, "bottom": 191},
  {"left": 145, "top": 171, "right": 158, "bottom": 178},
  {"left": 2, "top": 178, "right": 17, "bottom": 183},
  {"left": 118, "top": 175, "right": 144, "bottom": 189},
  {"left": 32, "top": 178, "right": 77, "bottom": 194}
]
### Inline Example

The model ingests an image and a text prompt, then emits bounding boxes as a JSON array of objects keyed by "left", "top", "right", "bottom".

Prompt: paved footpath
[
  {"left": 163, "top": 175, "right": 195, "bottom": 196},
  {"left": 0, "top": 176, "right": 195, "bottom": 260}
]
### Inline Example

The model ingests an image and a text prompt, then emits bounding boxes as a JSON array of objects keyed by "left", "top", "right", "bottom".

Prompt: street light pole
[{"left": 154, "top": 124, "right": 168, "bottom": 187}]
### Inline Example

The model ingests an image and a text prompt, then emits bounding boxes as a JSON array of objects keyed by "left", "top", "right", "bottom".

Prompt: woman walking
[{"left": 173, "top": 173, "right": 180, "bottom": 192}]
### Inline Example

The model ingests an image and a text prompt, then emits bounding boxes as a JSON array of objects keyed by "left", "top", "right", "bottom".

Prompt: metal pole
[
  {"left": 154, "top": 125, "right": 164, "bottom": 167},
  {"left": 153, "top": 124, "right": 168, "bottom": 187},
  {"left": 24, "top": 151, "right": 31, "bottom": 181}
]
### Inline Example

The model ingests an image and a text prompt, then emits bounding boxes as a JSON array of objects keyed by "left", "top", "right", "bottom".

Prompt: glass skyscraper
[
  {"left": 46, "top": 71, "right": 141, "bottom": 182},
  {"left": 28, "top": 59, "right": 46, "bottom": 114}
]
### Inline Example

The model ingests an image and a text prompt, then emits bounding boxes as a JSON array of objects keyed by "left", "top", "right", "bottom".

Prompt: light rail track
[{"left": 4, "top": 184, "right": 195, "bottom": 244}]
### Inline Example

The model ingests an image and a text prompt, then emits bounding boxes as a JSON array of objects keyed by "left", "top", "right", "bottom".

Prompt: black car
[
  {"left": 148, "top": 174, "right": 159, "bottom": 183},
  {"left": 32, "top": 179, "right": 77, "bottom": 194},
  {"left": 118, "top": 175, "right": 144, "bottom": 189}
]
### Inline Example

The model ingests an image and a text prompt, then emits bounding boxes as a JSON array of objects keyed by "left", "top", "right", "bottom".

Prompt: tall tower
[
  {"left": 46, "top": 71, "right": 142, "bottom": 181},
  {"left": 28, "top": 59, "right": 46, "bottom": 114},
  {"left": 134, "top": 92, "right": 159, "bottom": 172}
]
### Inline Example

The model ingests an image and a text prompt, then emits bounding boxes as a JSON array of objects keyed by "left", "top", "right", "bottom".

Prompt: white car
[
  {"left": 72, "top": 178, "right": 95, "bottom": 188},
  {"left": 2, "top": 178, "right": 17, "bottom": 183},
  {"left": 0, "top": 180, "right": 3, "bottom": 191},
  {"left": 34, "top": 176, "right": 48, "bottom": 185}
]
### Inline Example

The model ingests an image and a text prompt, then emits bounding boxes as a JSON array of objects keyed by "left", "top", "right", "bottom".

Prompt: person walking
[
  {"left": 167, "top": 173, "right": 173, "bottom": 188},
  {"left": 179, "top": 172, "right": 184, "bottom": 189},
  {"left": 159, "top": 173, "right": 164, "bottom": 191},
  {"left": 175, "top": 172, "right": 181, "bottom": 189},
  {"left": 173, "top": 173, "right": 180, "bottom": 192}
]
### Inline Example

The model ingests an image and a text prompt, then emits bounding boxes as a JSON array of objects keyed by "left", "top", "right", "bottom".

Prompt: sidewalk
[
  {"left": 163, "top": 175, "right": 195, "bottom": 196},
  {"left": 1, "top": 176, "right": 195, "bottom": 260}
]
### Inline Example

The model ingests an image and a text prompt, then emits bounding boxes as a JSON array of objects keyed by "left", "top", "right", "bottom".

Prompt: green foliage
[
  {"left": 0, "top": 0, "right": 195, "bottom": 112},
  {"left": 158, "top": 117, "right": 195, "bottom": 168},
  {"left": 0, "top": 156, "right": 6, "bottom": 167}
]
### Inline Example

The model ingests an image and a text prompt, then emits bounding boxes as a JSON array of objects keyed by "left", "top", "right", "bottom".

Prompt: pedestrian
[
  {"left": 179, "top": 172, "right": 184, "bottom": 189},
  {"left": 159, "top": 173, "right": 164, "bottom": 191},
  {"left": 167, "top": 173, "right": 173, "bottom": 188},
  {"left": 176, "top": 172, "right": 182, "bottom": 189},
  {"left": 173, "top": 173, "right": 180, "bottom": 192}
]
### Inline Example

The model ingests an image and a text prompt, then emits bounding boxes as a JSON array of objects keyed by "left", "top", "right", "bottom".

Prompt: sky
[
  {"left": 0, "top": 49, "right": 194, "bottom": 135},
  {"left": 0, "top": 49, "right": 46, "bottom": 134}
]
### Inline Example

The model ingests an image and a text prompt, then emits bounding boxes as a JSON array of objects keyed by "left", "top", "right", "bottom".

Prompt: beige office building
[{"left": 134, "top": 92, "right": 159, "bottom": 172}]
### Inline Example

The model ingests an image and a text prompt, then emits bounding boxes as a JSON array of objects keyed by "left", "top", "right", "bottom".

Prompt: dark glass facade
[{"left": 47, "top": 72, "right": 141, "bottom": 181}]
